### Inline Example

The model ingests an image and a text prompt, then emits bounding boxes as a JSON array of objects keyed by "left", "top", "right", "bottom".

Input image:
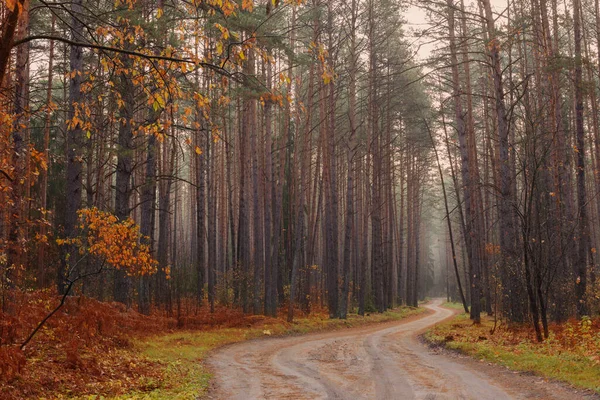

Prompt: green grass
[
  {"left": 114, "top": 306, "right": 425, "bottom": 399},
  {"left": 425, "top": 313, "right": 600, "bottom": 394},
  {"left": 115, "top": 329, "right": 257, "bottom": 399}
]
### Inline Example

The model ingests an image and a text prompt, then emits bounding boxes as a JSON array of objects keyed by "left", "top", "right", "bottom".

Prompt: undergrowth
[
  {"left": 1, "top": 289, "right": 174, "bottom": 399},
  {"left": 425, "top": 311, "right": 600, "bottom": 394}
]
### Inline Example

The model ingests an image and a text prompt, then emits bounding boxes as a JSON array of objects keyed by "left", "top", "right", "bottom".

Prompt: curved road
[{"left": 207, "top": 299, "right": 596, "bottom": 400}]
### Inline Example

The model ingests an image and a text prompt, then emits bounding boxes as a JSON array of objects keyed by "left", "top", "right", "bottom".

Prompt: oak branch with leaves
[{"left": 57, "top": 208, "right": 159, "bottom": 277}]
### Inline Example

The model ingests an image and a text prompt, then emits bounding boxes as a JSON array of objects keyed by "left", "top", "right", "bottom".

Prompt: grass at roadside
[
  {"left": 117, "top": 306, "right": 426, "bottom": 399},
  {"left": 424, "top": 312, "right": 600, "bottom": 394}
]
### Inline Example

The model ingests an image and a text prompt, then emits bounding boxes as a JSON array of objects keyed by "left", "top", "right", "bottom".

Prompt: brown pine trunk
[
  {"left": 7, "top": 0, "right": 29, "bottom": 286},
  {"left": 59, "top": 0, "right": 85, "bottom": 295},
  {"left": 339, "top": 0, "right": 358, "bottom": 319},
  {"left": 207, "top": 124, "right": 217, "bottom": 313},
  {"left": 113, "top": 53, "right": 135, "bottom": 305},
  {"left": 460, "top": 0, "right": 487, "bottom": 315},
  {"left": 479, "top": 0, "right": 520, "bottom": 322},
  {"left": 238, "top": 54, "right": 253, "bottom": 313},
  {"left": 573, "top": 0, "right": 589, "bottom": 317},
  {"left": 38, "top": 15, "right": 55, "bottom": 287},
  {"left": 250, "top": 50, "right": 263, "bottom": 315},
  {"left": 406, "top": 149, "right": 414, "bottom": 307},
  {"left": 320, "top": 0, "right": 339, "bottom": 318},
  {"left": 367, "top": 0, "right": 384, "bottom": 313},
  {"left": 138, "top": 131, "right": 156, "bottom": 315},
  {"left": 448, "top": 0, "right": 480, "bottom": 322},
  {"left": 263, "top": 56, "right": 273, "bottom": 316},
  {"left": 398, "top": 150, "right": 405, "bottom": 304}
]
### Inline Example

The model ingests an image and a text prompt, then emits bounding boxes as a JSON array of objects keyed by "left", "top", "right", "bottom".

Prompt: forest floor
[
  {"left": 0, "top": 289, "right": 424, "bottom": 399},
  {"left": 425, "top": 304, "right": 600, "bottom": 396},
  {"left": 208, "top": 299, "right": 599, "bottom": 400}
]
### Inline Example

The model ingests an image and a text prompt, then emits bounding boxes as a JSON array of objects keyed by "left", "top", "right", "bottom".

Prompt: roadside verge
[{"left": 423, "top": 304, "right": 600, "bottom": 396}]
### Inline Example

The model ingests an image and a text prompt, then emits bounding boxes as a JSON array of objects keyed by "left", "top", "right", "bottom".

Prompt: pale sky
[{"left": 405, "top": 0, "right": 510, "bottom": 60}]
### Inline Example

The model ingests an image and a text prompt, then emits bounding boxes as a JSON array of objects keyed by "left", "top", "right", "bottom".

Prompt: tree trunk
[
  {"left": 448, "top": 0, "right": 480, "bottom": 322},
  {"left": 339, "top": 0, "right": 358, "bottom": 319},
  {"left": 573, "top": 0, "right": 588, "bottom": 317},
  {"left": 59, "top": 0, "right": 85, "bottom": 295},
  {"left": 113, "top": 54, "right": 135, "bottom": 305}
]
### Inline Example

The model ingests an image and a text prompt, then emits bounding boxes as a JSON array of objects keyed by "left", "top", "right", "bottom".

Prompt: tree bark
[
  {"left": 573, "top": 0, "right": 589, "bottom": 317},
  {"left": 59, "top": 0, "right": 85, "bottom": 295}
]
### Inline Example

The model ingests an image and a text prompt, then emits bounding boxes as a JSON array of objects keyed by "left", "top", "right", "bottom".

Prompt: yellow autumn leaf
[
  {"left": 195, "top": 146, "right": 203, "bottom": 155},
  {"left": 156, "top": 93, "right": 166, "bottom": 108}
]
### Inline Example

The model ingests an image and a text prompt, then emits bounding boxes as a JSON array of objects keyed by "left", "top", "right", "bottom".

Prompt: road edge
[{"left": 420, "top": 305, "right": 600, "bottom": 399}]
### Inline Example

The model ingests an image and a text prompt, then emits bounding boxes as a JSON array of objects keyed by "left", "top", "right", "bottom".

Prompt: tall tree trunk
[
  {"left": 573, "top": 0, "right": 588, "bottom": 317},
  {"left": 238, "top": 54, "right": 254, "bottom": 313},
  {"left": 59, "top": 0, "right": 85, "bottom": 295},
  {"left": 7, "top": 0, "right": 29, "bottom": 286},
  {"left": 207, "top": 125, "right": 217, "bottom": 313},
  {"left": 339, "top": 0, "right": 358, "bottom": 319},
  {"left": 250, "top": 51, "right": 263, "bottom": 315},
  {"left": 113, "top": 54, "right": 135, "bottom": 305},
  {"left": 196, "top": 89, "right": 206, "bottom": 308},
  {"left": 263, "top": 55, "right": 273, "bottom": 316},
  {"left": 460, "top": 0, "right": 488, "bottom": 315},
  {"left": 320, "top": 0, "right": 339, "bottom": 318},
  {"left": 138, "top": 132, "right": 156, "bottom": 315},
  {"left": 38, "top": 16, "right": 55, "bottom": 286},
  {"left": 448, "top": 0, "right": 481, "bottom": 322},
  {"left": 479, "top": 0, "right": 520, "bottom": 322},
  {"left": 157, "top": 129, "right": 175, "bottom": 311},
  {"left": 368, "top": 0, "right": 385, "bottom": 313}
]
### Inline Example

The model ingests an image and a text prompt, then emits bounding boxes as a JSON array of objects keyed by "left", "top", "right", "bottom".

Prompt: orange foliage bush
[
  {"left": 0, "top": 290, "right": 167, "bottom": 397},
  {"left": 544, "top": 316, "right": 600, "bottom": 359},
  {"left": 0, "top": 346, "right": 26, "bottom": 383}
]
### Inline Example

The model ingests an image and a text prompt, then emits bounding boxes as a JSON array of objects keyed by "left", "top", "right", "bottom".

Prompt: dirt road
[{"left": 207, "top": 299, "right": 597, "bottom": 399}]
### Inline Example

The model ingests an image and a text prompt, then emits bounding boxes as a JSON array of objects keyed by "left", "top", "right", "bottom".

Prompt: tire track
[{"left": 207, "top": 300, "right": 597, "bottom": 400}]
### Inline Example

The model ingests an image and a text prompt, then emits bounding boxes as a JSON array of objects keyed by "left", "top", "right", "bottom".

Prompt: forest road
[{"left": 207, "top": 299, "right": 598, "bottom": 400}]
